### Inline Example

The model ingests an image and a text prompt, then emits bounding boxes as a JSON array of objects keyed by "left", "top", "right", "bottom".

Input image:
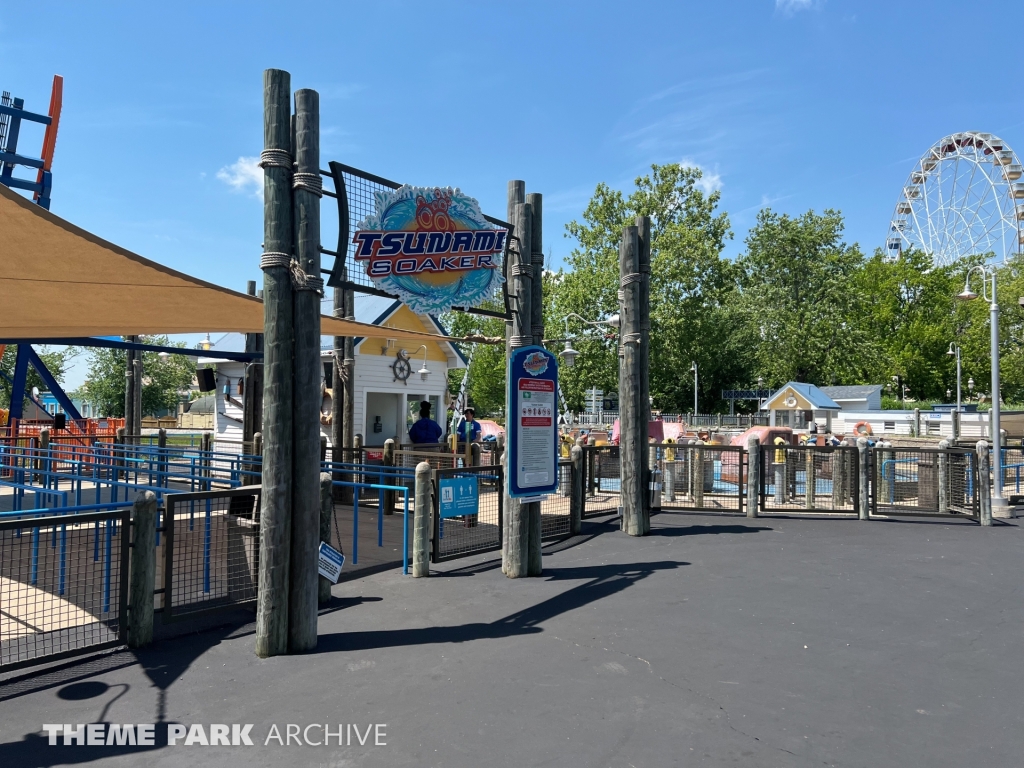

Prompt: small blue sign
[
  {"left": 439, "top": 476, "right": 479, "bottom": 518},
  {"left": 317, "top": 542, "right": 345, "bottom": 583}
]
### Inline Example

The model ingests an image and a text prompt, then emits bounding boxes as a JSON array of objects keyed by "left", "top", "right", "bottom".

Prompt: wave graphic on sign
[{"left": 354, "top": 185, "right": 506, "bottom": 314}]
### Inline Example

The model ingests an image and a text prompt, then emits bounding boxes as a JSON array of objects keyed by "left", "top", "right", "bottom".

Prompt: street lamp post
[
  {"left": 946, "top": 342, "right": 962, "bottom": 412},
  {"left": 957, "top": 266, "right": 1008, "bottom": 515}
]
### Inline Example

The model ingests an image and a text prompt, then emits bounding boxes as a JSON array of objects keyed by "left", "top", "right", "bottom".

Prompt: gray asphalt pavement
[{"left": 1, "top": 511, "right": 1022, "bottom": 767}]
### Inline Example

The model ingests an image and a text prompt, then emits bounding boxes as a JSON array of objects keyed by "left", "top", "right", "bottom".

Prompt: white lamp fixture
[
  {"left": 415, "top": 345, "right": 430, "bottom": 381},
  {"left": 560, "top": 340, "right": 579, "bottom": 368},
  {"left": 158, "top": 351, "right": 171, "bottom": 362}
]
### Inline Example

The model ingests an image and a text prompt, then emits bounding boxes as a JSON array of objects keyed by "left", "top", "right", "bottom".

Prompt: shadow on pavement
[
  {"left": 648, "top": 524, "right": 772, "bottom": 538},
  {"left": 314, "top": 559, "right": 687, "bottom": 654}
]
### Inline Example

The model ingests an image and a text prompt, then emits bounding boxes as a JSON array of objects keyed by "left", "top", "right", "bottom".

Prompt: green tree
[
  {"left": 734, "top": 209, "right": 874, "bottom": 388},
  {"left": 77, "top": 337, "right": 195, "bottom": 417},
  {"left": 0, "top": 344, "right": 79, "bottom": 411},
  {"left": 442, "top": 309, "right": 507, "bottom": 419},
  {"left": 552, "top": 163, "right": 737, "bottom": 412}
]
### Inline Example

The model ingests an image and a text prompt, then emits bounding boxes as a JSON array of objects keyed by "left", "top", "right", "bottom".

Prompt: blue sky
[{"left": 3, "top": 0, "right": 1022, "bottom": 388}]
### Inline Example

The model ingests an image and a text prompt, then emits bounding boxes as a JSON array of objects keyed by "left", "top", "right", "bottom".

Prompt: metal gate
[
  {"left": 760, "top": 445, "right": 860, "bottom": 515},
  {"left": 871, "top": 447, "right": 978, "bottom": 519},
  {"left": 581, "top": 445, "right": 620, "bottom": 518},
  {"left": 655, "top": 443, "right": 746, "bottom": 513},
  {"left": 432, "top": 464, "right": 503, "bottom": 563},
  {"left": 162, "top": 486, "right": 261, "bottom": 622},
  {"left": 0, "top": 507, "right": 130, "bottom": 672}
]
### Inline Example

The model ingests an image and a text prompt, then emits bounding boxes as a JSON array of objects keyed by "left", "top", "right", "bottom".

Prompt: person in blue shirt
[
  {"left": 408, "top": 401, "right": 443, "bottom": 445},
  {"left": 456, "top": 407, "right": 482, "bottom": 443}
]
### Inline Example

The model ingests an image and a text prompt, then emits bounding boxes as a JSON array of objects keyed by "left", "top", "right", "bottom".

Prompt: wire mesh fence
[
  {"left": 1000, "top": 446, "right": 1024, "bottom": 503},
  {"left": 540, "top": 461, "right": 573, "bottom": 541},
  {"left": 871, "top": 447, "right": 978, "bottom": 519},
  {"left": 432, "top": 464, "right": 503, "bottom": 562},
  {"left": 759, "top": 445, "right": 860, "bottom": 515},
  {"left": 162, "top": 487, "right": 260, "bottom": 622},
  {"left": 0, "top": 508, "right": 129, "bottom": 671},
  {"left": 656, "top": 444, "right": 746, "bottom": 513},
  {"left": 582, "top": 446, "right": 621, "bottom": 518}
]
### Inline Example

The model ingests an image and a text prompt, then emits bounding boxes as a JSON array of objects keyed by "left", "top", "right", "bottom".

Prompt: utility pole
[
  {"left": 636, "top": 216, "right": 651, "bottom": 535},
  {"left": 619, "top": 224, "right": 648, "bottom": 536},
  {"left": 526, "top": 191, "right": 544, "bottom": 575}
]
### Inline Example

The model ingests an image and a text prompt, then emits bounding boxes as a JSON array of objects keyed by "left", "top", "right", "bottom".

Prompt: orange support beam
[{"left": 33, "top": 75, "right": 63, "bottom": 201}]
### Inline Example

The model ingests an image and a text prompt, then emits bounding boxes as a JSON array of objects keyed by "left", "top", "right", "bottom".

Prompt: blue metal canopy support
[
  {"left": 25, "top": 346, "right": 81, "bottom": 420},
  {"left": 7, "top": 344, "right": 30, "bottom": 421}
]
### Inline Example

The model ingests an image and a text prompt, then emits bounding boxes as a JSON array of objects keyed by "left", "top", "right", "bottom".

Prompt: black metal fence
[
  {"left": 871, "top": 447, "right": 978, "bottom": 519},
  {"left": 0, "top": 508, "right": 130, "bottom": 672},
  {"left": 162, "top": 487, "right": 261, "bottom": 622},
  {"left": 432, "top": 464, "right": 503, "bottom": 563},
  {"left": 758, "top": 445, "right": 859, "bottom": 515},
  {"left": 582, "top": 446, "right": 620, "bottom": 518},
  {"left": 656, "top": 443, "right": 746, "bottom": 513},
  {"left": 540, "top": 461, "right": 573, "bottom": 541}
]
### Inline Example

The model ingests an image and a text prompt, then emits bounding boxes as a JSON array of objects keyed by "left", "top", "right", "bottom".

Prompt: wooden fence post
[
  {"left": 128, "top": 490, "right": 157, "bottom": 649},
  {"left": 805, "top": 448, "right": 816, "bottom": 510},
  {"left": 255, "top": 67, "right": 295, "bottom": 659},
  {"left": 116, "top": 426, "right": 126, "bottom": 481},
  {"left": 413, "top": 462, "right": 431, "bottom": 577},
  {"left": 157, "top": 428, "right": 167, "bottom": 488},
  {"left": 318, "top": 472, "right": 333, "bottom": 604},
  {"left": 693, "top": 439, "right": 705, "bottom": 509},
  {"left": 857, "top": 437, "right": 870, "bottom": 520},
  {"left": 977, "top": 440, "right": 992, "bottom": 526},
  {"left": 746, "top": 435, "right": 759, "bottom": 518},
  {"left": 570, "top": 445, "right": 583, "bottom": 535},
  {"left": 937, "top": 439, "right": 950, "bottom": 515},
  {"left": 36, "top": 426, "right": 49, "bottom": 482}
]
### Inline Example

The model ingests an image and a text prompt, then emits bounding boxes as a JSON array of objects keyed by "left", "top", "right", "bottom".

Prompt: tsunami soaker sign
[
  {"left": 507, "top": 346, "right": 558, "bottom": 499},
  {"left": 351, "top": 185, "right": 507, "bottom": 314}
]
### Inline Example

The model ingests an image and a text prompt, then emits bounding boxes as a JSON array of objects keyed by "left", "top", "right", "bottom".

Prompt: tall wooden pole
[
  {"left": 526, "top": 191, "right": 544, "bottom": 576},
  {"left": 288, "top": 88, "right": 322, "bottom": 653},
  {"left": 123, "top": 340, "right": 135, "bottom": 440},
  {"left": 502, "top": 180, "right": 525, "bottom": 575},
  {"left": 505, "top": 195, "right": 533, "bottom": 578},
  {"left": 243, "top": 280, "right": 264, "bottom": 457},
  {"left": 619, "top": 225, "right": 645, "bottom": 536},
  {"left": 635, "top": 215, "right": 651, "bottom": 534},
  {"left": 256, "top": 68, "right": 294, "bottom": 658}
]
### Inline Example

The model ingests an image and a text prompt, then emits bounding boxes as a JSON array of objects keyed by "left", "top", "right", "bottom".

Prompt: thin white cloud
[
  {"left": 776, "top": 0, "right": 816, "bottom": 13},
  {"left": 216, "top": 156, "right": 262, "bottom": 198},
  {"left": 681, "top": 159, "right": 723, "bottom": 194}
]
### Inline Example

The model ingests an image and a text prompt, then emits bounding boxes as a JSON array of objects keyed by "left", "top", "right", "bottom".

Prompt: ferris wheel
[{"left": 886, "top": 131, "right": 1024, "bottom": 266}]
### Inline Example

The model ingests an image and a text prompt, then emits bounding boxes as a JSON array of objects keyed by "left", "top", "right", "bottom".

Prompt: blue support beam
[
  {"left": 0, "top": 337, "right": 262, "bottom": 362},
  {"left": 25, "top": 346, "right": 82, "bottom": 420},
  {"left": 8, "top": 344, "right": 29, "bottom": 421}
]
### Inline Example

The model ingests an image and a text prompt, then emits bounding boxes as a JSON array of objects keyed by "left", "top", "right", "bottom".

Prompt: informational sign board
[
  {"left": 507, "top": 346, "right": 559, "bottom": 498},
  {"left": 439, "top": 476, "right": 479, "bottom": 518},
  {"left": 317, "top": 542, "right": 345, "bottom": 583}
]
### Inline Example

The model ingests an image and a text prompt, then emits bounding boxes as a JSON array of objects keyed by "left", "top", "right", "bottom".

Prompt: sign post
[{"left": 507, "top": 346, "right": 559, "bottom": 499}]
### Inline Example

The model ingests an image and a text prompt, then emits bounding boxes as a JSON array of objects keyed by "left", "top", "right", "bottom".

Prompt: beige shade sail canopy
[{"left": 0, "top": 183, "right": 443, "bottom": 343}]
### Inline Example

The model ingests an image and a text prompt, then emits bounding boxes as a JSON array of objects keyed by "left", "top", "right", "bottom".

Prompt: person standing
[
  {"left": 456, "top": 407, "right": 482, "bottom": 444},
  {"left": 408, "top": 401, "right": 442, "bottom": 446}
]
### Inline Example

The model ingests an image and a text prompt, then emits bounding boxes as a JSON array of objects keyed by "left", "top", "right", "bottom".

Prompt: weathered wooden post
[
  {"left": 243, "top": 280, "right": 265, "bottom": 458},
  {"left": 619, "top": 224, "right": 645, "bottom": 536},
  {"left": 504, "top": 186, "right": 532, "bottom": 578},
  {"left": 115, "top": 426, "right": 126, "bottom": 481},
  {"left": 382, "top": 438, "right": 396, "bottom": 515},
  {"left": 913, "top": 407, "right": 921, "bottom": 438},
  {"left": 318, "top": 472, "right": 333, "bottom": 604},
  {"left": 570, "top": 444, "right": 583, "bottom": 535},
  {"left": 692, "top": 439, "right": 705, "bottom": 509},
  {"left": 36, "top": 426, "right": 49, "bottom": 482},
  {"left": 937, "top": 439, "right": 950, "bottom": 515},
  {"left": 127, "top": 490, "right": 157, "bottom": 649},
  {"left": 255, "top": 68, "right": 295, "bottom": 659},
  {"left": 287, "top": 86, "right": 324, "bottom": 653},
  {"left": 201, "top": 431, "right": 212, "bottom": 489},
  {"left": 636, "top": 215, "right": 652, "bottom": 534},
  {"left": 253, "top": 431, "right": 263, "bottom": 459},
  {"left": 977, "top": 440, "right": 992, "bottom": 526},
  {"left": 663, "top": 440, "right": 676, "bottom": 503},
  {"left": 804, "top": 448, "right": 816, "bottom": 510},
  {"left": 746, "top": 435, "right": 759, "bottom": 518},
  {"left": 833, "top": 441, "right": 846, "bottom": 508},
  {"left": 952, "top": 409, "right": 961, "bottom": 442},
  {"left": 857, "top": 437, "right": 870, "bottom": 520},
  {"left": 413, "top": 462, "right": 431, "bottom": 577}
]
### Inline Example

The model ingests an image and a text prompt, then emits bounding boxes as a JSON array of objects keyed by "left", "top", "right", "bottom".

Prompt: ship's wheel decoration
[{"left": 392, "top": 349, "right": 412, "bottom": 383}]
